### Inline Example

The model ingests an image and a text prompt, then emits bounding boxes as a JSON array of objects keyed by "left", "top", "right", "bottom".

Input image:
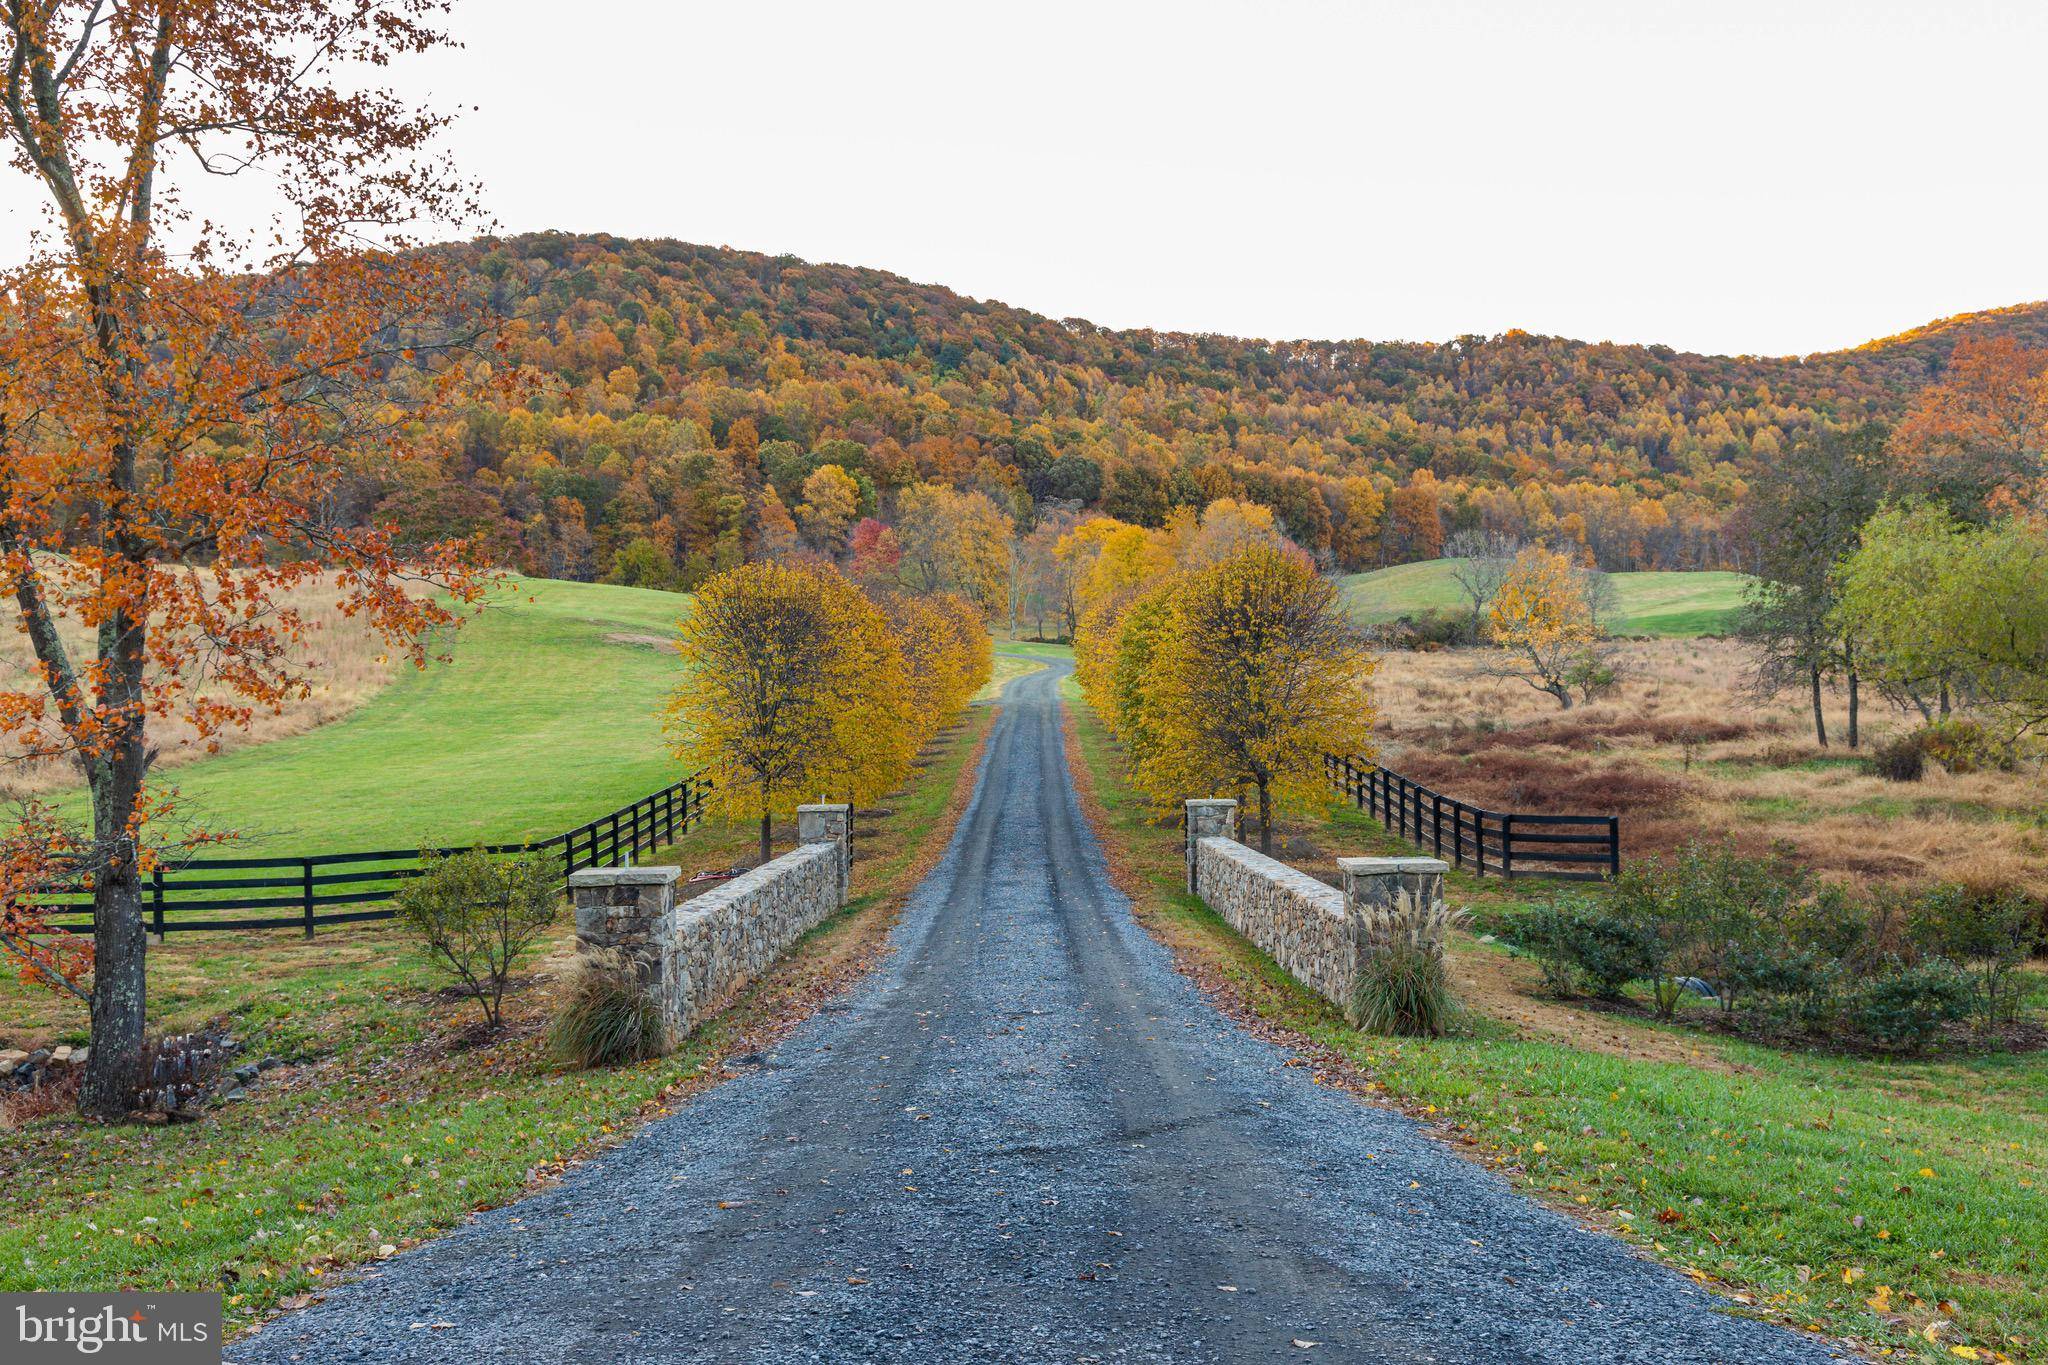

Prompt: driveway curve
[{"left": 235, "top": 660, "right": 1845, "bottom": 1364}]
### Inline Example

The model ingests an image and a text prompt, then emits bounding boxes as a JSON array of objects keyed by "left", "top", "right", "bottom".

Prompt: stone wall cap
[
  {"left": 568, "top": 866, "right": 683, "bottom": 888},
  {"left": 1185, "top": 797, "right": 1240, "bottom": 809},
  {"left": 796, "top": 802, "right": 852, "bottom": 814},
  {"left": 1336, "top": 856, "right": 1450, "bottom": 875}
]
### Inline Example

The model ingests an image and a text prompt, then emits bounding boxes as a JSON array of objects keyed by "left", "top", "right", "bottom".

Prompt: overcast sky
[{"left": 6, "top": 0, "right": 2044, "bottom": 357}]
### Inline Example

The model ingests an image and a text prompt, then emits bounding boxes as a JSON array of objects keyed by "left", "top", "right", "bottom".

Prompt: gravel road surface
[{"left": 235, "top": 661, "right": 1846, "bottom": 1364}]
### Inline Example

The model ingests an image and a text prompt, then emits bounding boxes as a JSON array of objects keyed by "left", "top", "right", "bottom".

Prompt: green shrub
[
  {"left": 1909, "top": 883, "right": 2045, "bottom": 1028},
  {"left": 550, "top": 950, "right": 671, "bottom": 1067},
  {"left": 1352, "top": 893, "right": 1466, "bottom": 1037},
  {"left": 1847, "top": 960, "right": 1974, "bottom": 1051},
  {"left": 1566, "top": 651, "right": 1620, "bottom": 704},
  {"left": 1865, "top": 731, "right": 1926, "bottom": 783},
  {"left": 394, "top": 849, "right": 560, "bottom": 1031},
  {"left": 1514, "top": 904, "right": 1587, "bottom": 998},
  {"left": 1562, "top": 905, "right": 1658, "bottom": 999}
]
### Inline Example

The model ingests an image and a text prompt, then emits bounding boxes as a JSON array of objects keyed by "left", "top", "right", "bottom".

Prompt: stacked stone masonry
[
  {"left": 1186, "top": 799, "right": 1446, "bottom": 1020},
  {"left": 570, "top": 804, "right": 851, "bottom": 1042}
]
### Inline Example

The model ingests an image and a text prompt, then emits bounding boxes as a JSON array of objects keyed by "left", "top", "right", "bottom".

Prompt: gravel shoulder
[{"left": 233, "top": 662, "right": 1848, "bottom": 1364}]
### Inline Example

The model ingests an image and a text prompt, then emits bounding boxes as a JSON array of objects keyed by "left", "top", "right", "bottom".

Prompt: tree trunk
[
  {"left": 1810, "top": 665, "right": 1829, "bottom": 748},
  {"left": 1257, "top": 780, "right": 1273, "bottom": 856},
  {"left": 1939, "top": 677, "right": 1951, "bottom": 720},
  {"left": 1847, "top": 668, "right": 1860, "bottom": 750},
  {"left": 81, "top": 682, "right": 150, "bottom": 1121},
  {"left": 759, "top": 809, "right": 772, "bottom": 867}
]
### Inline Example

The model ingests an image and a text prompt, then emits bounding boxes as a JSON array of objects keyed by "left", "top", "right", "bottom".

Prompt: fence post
[
  {"left": 1474, "top": 811, "right": 1486, "bottom": 877},
  {"left": 1501, "top": 813, "right": 1515, "bottom": 879},
  {"left": 1432, "top": 794, "right": 1443, "bottom": 859},
  {"left": 1608, "top": 816, "right": 1621, "bottom": 879},
  {"left": 151, "top": 866, "right": 166, "bottom": 942},
  {"left": 301, "top": 858, "right": 316, "bottom": 940}
]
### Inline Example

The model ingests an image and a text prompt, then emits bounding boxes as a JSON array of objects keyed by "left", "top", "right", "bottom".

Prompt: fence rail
[
  {"left": 36, "top": 774, "right": 712, "bottom": 938},
  {"left": 1325, "top": 755, "right": 1618, "bottom": 882}
]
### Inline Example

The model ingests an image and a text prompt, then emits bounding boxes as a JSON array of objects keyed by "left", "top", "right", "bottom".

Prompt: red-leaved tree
[{"left": 1, "top": 0, "right": 494, "bottom": 1119}]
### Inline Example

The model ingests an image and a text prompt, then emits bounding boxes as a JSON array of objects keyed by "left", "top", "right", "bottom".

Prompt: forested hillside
[{"left": 370, "top": 232, "right": 2048, "bottom": 584}]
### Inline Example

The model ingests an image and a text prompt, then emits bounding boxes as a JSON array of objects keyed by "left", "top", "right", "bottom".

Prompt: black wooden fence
[
  {"left": 38, "top": 774, "right": 712, "bottom": 938},
  {"left": 1325, "top": 755, "right": 1619, "bottom": 882}
]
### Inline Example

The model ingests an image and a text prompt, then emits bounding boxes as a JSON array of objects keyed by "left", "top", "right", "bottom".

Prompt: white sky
[{"left": 6, "top": 0, "right": 2045, "bottom": 357}]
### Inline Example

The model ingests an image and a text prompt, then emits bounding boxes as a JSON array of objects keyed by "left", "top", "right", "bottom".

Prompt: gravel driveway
[{"left": 235, "top": 661, "right": 1846, "bottom": 1364}]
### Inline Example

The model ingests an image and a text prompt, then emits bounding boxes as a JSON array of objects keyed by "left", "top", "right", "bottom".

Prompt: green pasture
[
  {"left": 1340, "top": 560, "right": 1753, "bottom": 637},
  {"left": 58, "top": 577, "right": 693, "bottom": 855}
]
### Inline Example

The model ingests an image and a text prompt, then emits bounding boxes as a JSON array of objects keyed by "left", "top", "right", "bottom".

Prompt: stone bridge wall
[
  {"left": 570, "top": 804, "right": 851, "bottom": 1042},
  {"left": 1185, "top": 799, "right": 1447, "bottom": 1020}
]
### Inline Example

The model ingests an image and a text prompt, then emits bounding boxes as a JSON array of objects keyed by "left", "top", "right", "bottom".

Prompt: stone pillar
[
  {"left": 569, "top": 866, "right": 681, "bottom": 1023},
  {"left": 798, "top": 802, "right": 853, "bottom": 905},
  {"left": 1338, "top": 855, "right": 1448, "bottom": 917},
  {"left": 1184, "top": 798, "right": 1240, "bottom": 896}
]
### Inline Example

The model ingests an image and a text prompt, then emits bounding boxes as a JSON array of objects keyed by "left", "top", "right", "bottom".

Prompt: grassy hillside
[
  {"left": 1341, "top": 560, "right": 1752, "bottom": 637},
  {"left": 57, "top": 577, "right": 691, "bottom": 855}
]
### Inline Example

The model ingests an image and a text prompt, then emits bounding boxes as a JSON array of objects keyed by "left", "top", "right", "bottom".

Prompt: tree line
[
  {"left": 664, "top": 563, "right": 991, "bottom": 864},
  {"left": 1066, "top": 505, "right": 1377, "bottom": 852},
  {"left": 1731, "top": 336, "right": 2048, "bottom": 758},
  {"left": 347, "top": 235, "right": 2048, "bottom": 589}
]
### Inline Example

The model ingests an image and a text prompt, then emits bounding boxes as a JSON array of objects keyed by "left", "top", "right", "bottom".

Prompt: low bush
[
  {"left": 1381, "top": 609, "right": 1476, "bottom": 651},
  {"left": 1908, "top": 882, "right": 2045, "bottom": 1028},
  {"left": 1865, "top": 731, "right": 1926, "bottom": 783},
  {"left": 550, "top": 950, "right": 671, "bottom": 1067},
  {"left": 394, "top": 849, "right": 560, "bottom": 1031},
  {"left": 1847, "top": 960, "right": 1975, "bottom": 1051},
  {"left": 1508, "top": 842, "right": 2039, "bottom": 1051},
  {"left": 1517, "top": 900, "right": 1657, "bottom": 1000},
  {"left": 1353, "top": 892, "right": 1466, "bottom": 1037},
  {"left": 1921, "top": 718, "right": 2004, "bottom": 774},
  {"left": 1566, "top": 651, "right": 1621, "bottom": 704}
]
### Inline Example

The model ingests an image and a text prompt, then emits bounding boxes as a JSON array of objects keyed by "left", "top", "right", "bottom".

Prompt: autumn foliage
[
  {"left": 1484, "top": 546, "right": 1607, "bottom": 710},
  {"left": 664, "top": 563, "right": 989, "bottom": 864},
  {"left": 2, "top": 0, "right": 491, "bottom": 1117},
  {"left": 1073, "top": 519, "right": 1376, "bottom": 852}
]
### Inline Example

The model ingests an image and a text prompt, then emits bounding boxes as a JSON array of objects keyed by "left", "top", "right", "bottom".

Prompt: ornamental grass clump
[
  {"left": 1352, "top": 892, "right": 1468, "bottom": 1038},
  {"left": 550, "top": 949, "right": 671, "bottom": 1068}
]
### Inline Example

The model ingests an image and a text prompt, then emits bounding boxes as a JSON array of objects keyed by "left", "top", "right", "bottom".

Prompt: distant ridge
[{"left": 376, "top": 231, "right": 2046, "bottom": 577}]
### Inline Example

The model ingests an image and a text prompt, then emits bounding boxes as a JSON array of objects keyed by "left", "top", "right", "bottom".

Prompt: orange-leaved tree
[{"left": 2, "top": 0, "right": 491, "bottom": 1118}]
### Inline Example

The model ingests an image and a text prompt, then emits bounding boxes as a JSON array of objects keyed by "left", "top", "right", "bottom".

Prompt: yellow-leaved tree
[
  {"left": 667, "top": 562, "right": 915, "bottom": 863},
  {"left": 893, "top": 483, "right": 1012, "bottom": 613},
  {"left": 1056, "top": 516, "right": 1174, "bottom": 618},
  {"left": 1485, "top": 545, "right": 1606, "bottom": 708},
  {"left": 877, "top": 591, "right": 993, "bottom": 737},
  {"left": 1134, "top": 544, "right": 1376, "bottom": 853}
]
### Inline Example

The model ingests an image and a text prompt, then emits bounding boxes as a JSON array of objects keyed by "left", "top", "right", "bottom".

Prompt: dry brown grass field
[
  {"left": 0, "top": 573, "right": 402, "bottom": 800},
  {"left": 1374, "top": 639, "right": 2048, "bottom": 898}
]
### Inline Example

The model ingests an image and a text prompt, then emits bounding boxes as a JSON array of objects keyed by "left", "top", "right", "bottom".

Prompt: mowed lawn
[
  {"left": 1341, "top": 560, "right": 1753, "bottom": 637},
  {"left": 50, "top": 576, "right": 693, "bottom": 854}
]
